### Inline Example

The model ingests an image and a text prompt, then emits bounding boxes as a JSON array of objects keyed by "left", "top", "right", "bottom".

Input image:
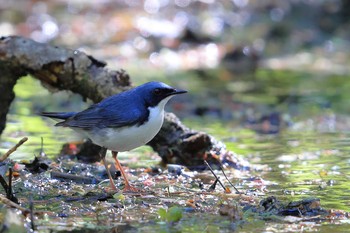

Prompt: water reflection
[{"left": 2, "top": 67, "right": 350, "bottom": 215}]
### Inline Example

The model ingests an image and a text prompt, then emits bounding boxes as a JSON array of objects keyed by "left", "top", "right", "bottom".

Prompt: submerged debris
[
  {"left": 247, "top": 196, "right": 347, "bottom": 222},
  {"left": 24, "top": 157, "right": 49, "bottom": 174},
  {"left": 50, "top": 171, "right": 102, "bottom": 184},
  {"left": 0, "top": 135, "right": 349, "bottom": 232},
  {"left": 219, "top": 203, "right": 243, "bottom": 221}
]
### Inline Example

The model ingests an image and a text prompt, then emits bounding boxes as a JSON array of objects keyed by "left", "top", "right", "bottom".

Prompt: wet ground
[{"left": 1, "top": 67, "right": 350, "bottom": 232}]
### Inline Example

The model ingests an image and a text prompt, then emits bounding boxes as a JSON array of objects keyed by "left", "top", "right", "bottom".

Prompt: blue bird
[{"left": 41, "top": 81, "right": 187, "bottom": 192}]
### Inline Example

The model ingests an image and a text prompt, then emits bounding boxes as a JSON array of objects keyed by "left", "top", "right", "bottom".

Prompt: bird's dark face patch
[
  {"left": 140, "top": 82, "right": 187, "bottom": 107},
  {"left": 152, "top": 87, "right": 175, "bottom": 97}
]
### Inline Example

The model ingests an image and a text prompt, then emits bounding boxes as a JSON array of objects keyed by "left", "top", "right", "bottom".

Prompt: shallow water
[{"left": 2, "top": 69, "right": 350, "bottom": 232}]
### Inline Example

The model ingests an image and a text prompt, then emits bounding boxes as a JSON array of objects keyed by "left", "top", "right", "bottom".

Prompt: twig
[
  {"left": 208, "top": 178, "right": 218, "bottom": 191},
  {"left": 217, "top": 164, "right": 241, "bottom": 194},
  {"left": 8, "top": 168, "right": 19, "bottom": 203},
  {"left": 8, "top": 168, "right": 13, "bottom": 198},
  {"left": 39, "top": 137, "right": 46, "bottom": 157},
  {"left": 0, "top": 137, "right": 28, "bottom": 162},
  {"left": 0, "top": 194, "right": 30, "bottom": 214},
  {"left": 50, "top": 171, "right": 102, "bottom": 184},
  {"left": 204, "top": 160, "right": 230, "bottom": 193},
  {"left": 29, "top": 196, "right": 35, "bottom": 231},
  {"left": 0, "top": 173, "right": 19, "bottom": 204}
]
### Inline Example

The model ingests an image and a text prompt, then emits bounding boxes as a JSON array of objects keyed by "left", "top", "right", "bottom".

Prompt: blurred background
[
  {"left": 1, "top": 1, "right": 349, "bottom": 72},
  {"left": 2, "top": 0, "right": 350, "bottom": 121},
  {"left": 2, "top": 0, "right": 350, "bottom": 221},
  {"left": 1, "top": 0, "right": 350, "bottom": 70}
]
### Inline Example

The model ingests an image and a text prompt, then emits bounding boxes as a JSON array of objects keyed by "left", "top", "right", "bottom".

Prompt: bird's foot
[
  {"left": 104, "top": 184, "right": 120, "bottom": 194},
  {"left": 122, "top": 184, "right": 142, "bottom": 194}
]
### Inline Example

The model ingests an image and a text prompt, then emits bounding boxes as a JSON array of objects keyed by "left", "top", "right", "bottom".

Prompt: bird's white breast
[{"left": 83, "top": 96, "right": 172, "bottom": 152}]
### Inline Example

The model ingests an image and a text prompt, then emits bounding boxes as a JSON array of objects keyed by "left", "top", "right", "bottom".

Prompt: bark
[
  {"left": 0, "top": 63, "right": 19, "bottom": 135},
  {"left": 0, "top": 36, "right": 247, "bottom": 169}
]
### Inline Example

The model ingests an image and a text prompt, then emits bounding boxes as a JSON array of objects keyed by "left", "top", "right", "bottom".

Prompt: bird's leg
[
  {"left": 112, "top": 151, "right": 139, "bottom": 193},
  {"left": 100, "top": 147, "right": 118, "bottom": 191}
]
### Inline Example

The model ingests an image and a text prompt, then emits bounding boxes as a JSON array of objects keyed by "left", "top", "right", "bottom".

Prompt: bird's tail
[{"left": 40, "top": 112, "right": 76, "bottom": 120}]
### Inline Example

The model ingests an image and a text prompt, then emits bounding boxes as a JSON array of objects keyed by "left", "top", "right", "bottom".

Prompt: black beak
[
  {"left": 164, "top": 87, "right": 187, "bottom": 97},
  {"left": 173, "top": 89, "right": 187, "bottom": 95}
]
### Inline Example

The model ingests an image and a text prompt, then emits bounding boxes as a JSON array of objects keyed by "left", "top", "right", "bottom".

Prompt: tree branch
[{"left": 0, "top": 36, "right": 247, "bottom": 169}]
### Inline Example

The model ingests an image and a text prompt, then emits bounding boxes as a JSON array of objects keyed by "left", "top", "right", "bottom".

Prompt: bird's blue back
[{"left": 54, "top": 82, "right": 173, "bottom": 129}]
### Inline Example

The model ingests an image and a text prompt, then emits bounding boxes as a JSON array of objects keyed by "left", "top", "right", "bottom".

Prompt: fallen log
[{"left": 0, "top": 36, "right": 247, "bottom": 169}]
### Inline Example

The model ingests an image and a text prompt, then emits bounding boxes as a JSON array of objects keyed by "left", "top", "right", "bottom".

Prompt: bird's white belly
[{"left": 85, "top": 106, "right": 165, "bottom": 152}]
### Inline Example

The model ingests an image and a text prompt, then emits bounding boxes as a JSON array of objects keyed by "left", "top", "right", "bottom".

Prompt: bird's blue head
[{"left": 133, "top": 81, "right": 187, "bottom": 107}]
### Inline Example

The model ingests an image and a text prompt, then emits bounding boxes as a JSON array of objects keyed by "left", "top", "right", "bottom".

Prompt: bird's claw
[{"left": 122, "top": 185, "right": 141, "bottom": 194}]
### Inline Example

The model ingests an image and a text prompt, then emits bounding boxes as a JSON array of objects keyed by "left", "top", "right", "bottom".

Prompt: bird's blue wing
[{"left": 56, "top": 96, "right": 148, "bottom": 129}]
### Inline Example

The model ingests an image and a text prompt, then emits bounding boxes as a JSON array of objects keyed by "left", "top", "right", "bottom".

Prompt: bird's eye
[{"left": 153, "top": 88, "right": 161, "bottom": 95}]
